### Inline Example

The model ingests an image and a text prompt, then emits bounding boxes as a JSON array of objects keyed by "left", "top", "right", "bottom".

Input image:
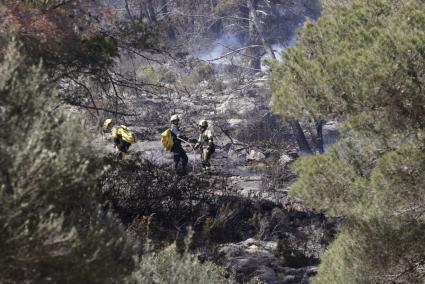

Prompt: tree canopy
[{"left": 270, "top": 0, "right": 425, "bottom": 282}]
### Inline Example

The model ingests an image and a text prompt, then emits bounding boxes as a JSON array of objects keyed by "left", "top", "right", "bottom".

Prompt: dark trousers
[
  {"left": 172, "top": 143, "right": 188, "bottom": 172},
  {"left": 114, "top": 138, "right": 131, "bottom": 160}
]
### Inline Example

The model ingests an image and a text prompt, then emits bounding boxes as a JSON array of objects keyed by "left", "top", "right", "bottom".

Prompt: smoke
[
  {"left": 196, "top": 34, "right": 243, "bottom": 62},
  {"left": 196, "top": 30, "right": 300, "bottom": 74},
  {"left": 271, "top": 33, "right": 298, "bottom": 61},
  {"left": 259, "top": 34, "right": 298, "bottom": 71},
  {"left": 197, "top": 32, "right": 299, "bottom": 64}
]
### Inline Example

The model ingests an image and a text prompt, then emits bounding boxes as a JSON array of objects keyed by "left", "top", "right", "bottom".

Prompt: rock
[
  {"left": 218, "top": 245, "right": 243, "bottom": 257},
  {"left": 282, "top": 275, "right": 296, "bottom": 283},
  {"left": 217, "top": 94, "right": 256, "bottom": 116},
  {"left": 279, "top": 153, "right": 294, "bottom": 166},
  {"left": 246, "top": 149, "right": 266, "bottom": 161},
  {"left": 218, "top": 240, "right": 280, "bottom": 283},
  {"left": 322, "top": 121, "right": 340, "bottom": 151},
  {"left": 306, "top": 266, "right": 319, "bottom": 276},
  {"left": 322, "top": 120, "right": 339, "bottom": 132},
  {"left": 227, "top": 118, "right": 245, "bottom": 129},
  {"left": 198, "top": 80, "right": 209, "bottom": 89},
  {"left": 241, "top": 238, "right": 256, "bottom": 246},
  {"left": 228, "top": 147, "right": 248, "bottom": 161}
]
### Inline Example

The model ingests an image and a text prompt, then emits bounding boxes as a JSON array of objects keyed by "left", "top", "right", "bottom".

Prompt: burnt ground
[{"left": 98, "top": 147, "right": 337, "bottom": 283}]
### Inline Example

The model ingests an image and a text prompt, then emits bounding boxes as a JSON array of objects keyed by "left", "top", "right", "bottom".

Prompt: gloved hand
[{"left": 179, "top": 135, "right": 188, "bottom": 141}]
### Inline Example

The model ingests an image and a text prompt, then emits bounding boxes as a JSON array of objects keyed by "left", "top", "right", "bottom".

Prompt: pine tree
[{"left": 270, "top": 0, "right": 425, "bottom": 282}]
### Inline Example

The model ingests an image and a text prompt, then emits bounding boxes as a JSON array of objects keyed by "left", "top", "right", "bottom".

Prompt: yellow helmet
[
  {"left": 170, "top": 114, "right": 180, "bottom": 123},
  {"left": 103, "top": 119, "right": 113, "bottom": 129},
  {"left": 198, "top": 119, "right": 208, "bottom": 128}
]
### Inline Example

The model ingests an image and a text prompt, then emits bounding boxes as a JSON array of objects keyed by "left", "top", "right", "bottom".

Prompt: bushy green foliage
[
  {"left": 132, "top": 244, "right": 233, "bottom": 284},
  {"left": 316, "top": 219, "right": 425, "bottom": 283},
  {"left": 270, "top": 0, "right": 425, "bottom": 282},
  {"left": 137, "top": 66, "right": 177, "bottom": 84},
  {"left": 0, "top": 42, "right": 136, "bottom": 283},
  {"left": 271, "top": 0, "right": 424, "bottom": 125}
]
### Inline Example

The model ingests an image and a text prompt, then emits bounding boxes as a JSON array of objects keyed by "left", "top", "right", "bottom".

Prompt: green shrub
[
  {"left": 137, "top": 66, "right": 177, "bottom": 84},
  {"left": 132, "top": 244, "right": 233, "bottom": 284},
  {"left": 270, "top": 0, "right": 425, "bottom": 282},
  {"left": 0, "top": 42, "right": 136, "bottom": 283}
]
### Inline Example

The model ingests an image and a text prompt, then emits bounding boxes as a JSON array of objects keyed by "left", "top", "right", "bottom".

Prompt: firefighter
[
  {"left": 195, "top": 119, "right": 215, "bottom": 172},
  {"left": 169, "top": 115, "right": 189, "bottom": 174},
  {"left": 103, "top": 119, "right": 136, "bottom": 160}
]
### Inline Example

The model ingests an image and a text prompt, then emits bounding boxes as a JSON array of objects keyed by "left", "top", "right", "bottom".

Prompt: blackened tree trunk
[
  {"left": 289, "top": 120, "right": 312, "bottom": 155},
  {"left": 247, "top": 0, "right": 276, "bottom": 60},
  {"left": 316, "top": 119, "right": 325, "bottom": 153},
  {"left": 244, "top": 0, "right": 262, "bottom": 70}
]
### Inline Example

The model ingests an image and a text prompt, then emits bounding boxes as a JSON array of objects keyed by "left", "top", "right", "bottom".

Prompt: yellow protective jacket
[
  {"left": 196, "top": 129, "right": 214, "bottom": 149},
  {"left": 112, "top": 125, "right": 136, "bottom": 144}
]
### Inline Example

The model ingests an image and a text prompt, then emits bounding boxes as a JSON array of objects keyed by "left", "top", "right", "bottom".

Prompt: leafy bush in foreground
[
  {"left": 133, "top": 244, "right": 233, "bottom": 284},
  {"left": 0, "top": 42, "right": 136, "bottom": 283}
]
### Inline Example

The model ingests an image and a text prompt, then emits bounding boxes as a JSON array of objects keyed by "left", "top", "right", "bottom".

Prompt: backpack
[
  {"left": 161, "top": 129, "right": 174, "bottom": 151},
  {"left": 119, "top": 126, "right": 136, "bottom": 144}
]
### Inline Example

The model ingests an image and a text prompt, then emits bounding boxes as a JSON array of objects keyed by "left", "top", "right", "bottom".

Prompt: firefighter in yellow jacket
[
  {"left": 103, "top": 119, "right": 136, "bottom": 160},
  {"left": 195, "top": 119, "right": 215, "bottom": 172}
]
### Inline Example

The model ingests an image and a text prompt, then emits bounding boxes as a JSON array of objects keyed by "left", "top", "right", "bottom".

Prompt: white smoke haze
[
  {"left": 260, "top": 34, "right": 298, "bottom": 71},
  {"left": 196, "top": 33, "right": 244, "bottom": 62},
  {"left": 271, "top": 33, "right": 298, "bottom": 61},
  {"left": 196, "top": 31, "right": 299, "bottom": 68}
]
